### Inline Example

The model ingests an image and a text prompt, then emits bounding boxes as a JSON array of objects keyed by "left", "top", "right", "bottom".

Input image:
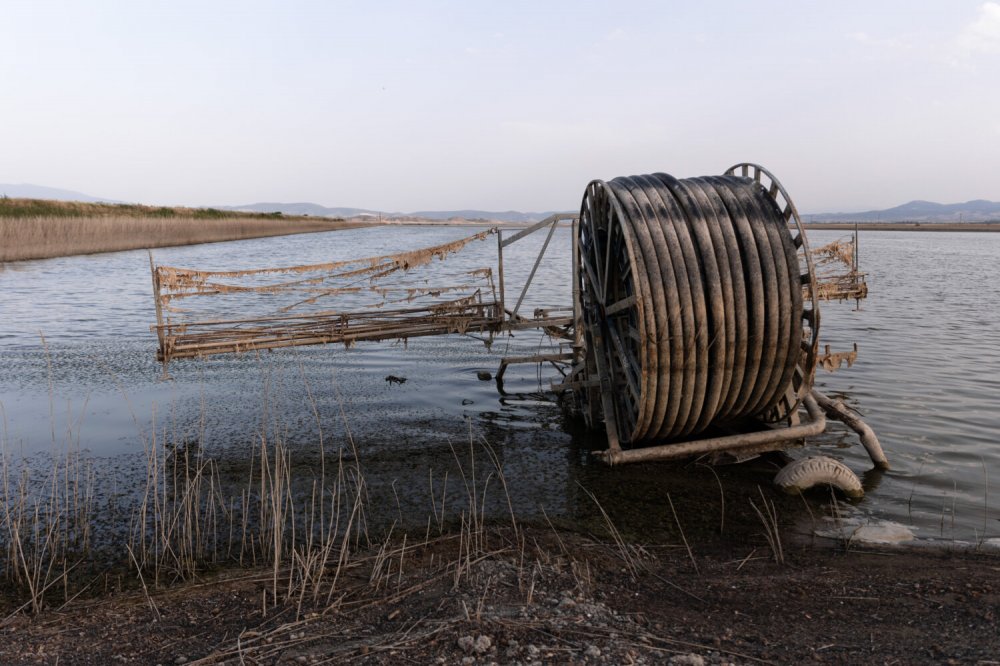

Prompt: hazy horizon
[
  {"left": 6, "top": 180, "right": 1000, "bottom": 219},
  {"left": 3, "top": 1, "right": 999, "bottom": 214}
]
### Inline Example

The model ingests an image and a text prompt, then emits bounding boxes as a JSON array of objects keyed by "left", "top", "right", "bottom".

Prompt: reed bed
[
  {"left": 0, "top": 215, "right": 363, "bottom": 262},
  {"left": 0, "top": 377, "right": 526, "bottom": 619}
]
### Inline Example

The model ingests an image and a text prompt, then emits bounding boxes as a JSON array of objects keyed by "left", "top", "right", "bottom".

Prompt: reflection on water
[{"left": 0, "top": 226, "right": 998, "bottom": 543}]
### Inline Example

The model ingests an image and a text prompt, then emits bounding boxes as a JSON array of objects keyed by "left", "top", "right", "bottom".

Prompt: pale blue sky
[{"left": 2, "top": 1, "right": 999, "bottom": 213}]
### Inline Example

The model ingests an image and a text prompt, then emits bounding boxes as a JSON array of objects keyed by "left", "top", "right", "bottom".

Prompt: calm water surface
[{"left": 1, "top": 226, "right": 998, "bottom": 543}]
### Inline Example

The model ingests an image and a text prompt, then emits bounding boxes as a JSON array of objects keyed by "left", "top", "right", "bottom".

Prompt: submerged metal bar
[
  {"left": 571, "top": 218, "right": 583, "bottom": 352},
  {"left": 149, "top": 251, "right": 165, "bottom": 352},
  {"left": 502, "top": 316, "right": 574, "bottom": 331},
  {"left": 496, "top": 230, "right": 505, "bottom": 317},
  {"left": 149, "top": 251, "right": 171, "bottom": 376},
  {"left": 590, "top": 325, "right": 622, "bottom": 453},
  {"left": 499, "top": 352, "right": 574, "bottom": 366},
  {"left": 596, "top": 394, "right": 826, "bottom": 465},
  {"left": 495, "top": 351, "right": 574, "bottom": 388},
  {"left": 160, "top": 317, "right": 501, "bottom": 360}
]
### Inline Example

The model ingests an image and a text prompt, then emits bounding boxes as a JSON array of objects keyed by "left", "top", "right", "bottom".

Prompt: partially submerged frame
[{"left": 150, "top": 192, "right": 884, "bottom": 471}]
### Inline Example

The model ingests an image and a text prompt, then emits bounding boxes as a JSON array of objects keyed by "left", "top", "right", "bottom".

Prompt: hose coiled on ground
[{"left": 578, "top": 164, "right": 818, "bottom": 445}]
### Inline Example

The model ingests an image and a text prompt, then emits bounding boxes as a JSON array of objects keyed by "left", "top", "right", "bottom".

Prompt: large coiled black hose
[{"left": 578, "top": 163, "right": 819, "bottom": 445}]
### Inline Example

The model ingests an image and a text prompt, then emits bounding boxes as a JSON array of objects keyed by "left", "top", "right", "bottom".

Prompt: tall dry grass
[
  {"left": 0, "top": 215, "right": 365, "bottom": 262},
  {"left": 0, "top": 349, "right": 530, "bottom": 620},
  {"left": 0, "top": 425, "right": 521, "bottom": 618}
]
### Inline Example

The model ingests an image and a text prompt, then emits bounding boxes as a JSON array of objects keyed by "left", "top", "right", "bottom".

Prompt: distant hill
[
  {"left": 222, "top": 202, "right": 377, "bottom": 218},
  {"left": 0, "top": 183, "right": 118, "bottom": 203},
  {"left": 808, "top": 199, "right": 1000, "bottom": 223},
  {"left": 408, "top": 209, "right": 561, "bottom": 223},
  {"left": 224, "top": 202, "right": 567, "bottom": 223},
  {"left": 0, "top": 186, "right": 567, "bottom": 222}
]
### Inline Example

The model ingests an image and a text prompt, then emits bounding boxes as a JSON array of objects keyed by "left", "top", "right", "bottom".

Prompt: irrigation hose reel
[{"left": 575, "top": 164, "right": 821, "bottom": 450}]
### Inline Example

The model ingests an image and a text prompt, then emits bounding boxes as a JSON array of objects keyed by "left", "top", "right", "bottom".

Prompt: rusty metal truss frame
[{"left": 150, "top": 216, "right": 578, "bottom": 369}]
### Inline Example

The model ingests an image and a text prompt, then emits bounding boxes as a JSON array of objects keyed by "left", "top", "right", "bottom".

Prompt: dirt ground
[{"left": 2, "top": 523, "right": 998, "bottom": 666}]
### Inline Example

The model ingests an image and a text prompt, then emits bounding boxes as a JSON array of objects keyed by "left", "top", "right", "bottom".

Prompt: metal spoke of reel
[{"left": 602, "top": 215, "right": 643, "bottom": 431}]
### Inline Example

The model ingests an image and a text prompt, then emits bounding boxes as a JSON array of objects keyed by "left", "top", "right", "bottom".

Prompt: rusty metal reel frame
[{"left": 576, "top": 179, "right": 649, "bottom": 447}]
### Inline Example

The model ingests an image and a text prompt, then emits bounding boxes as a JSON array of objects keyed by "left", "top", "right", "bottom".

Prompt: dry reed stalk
[
  {"left": 666, "top": 493, "right": 700, "bottom": 575},
  {"left": 695, "top": 462, "right": 726, "bottom": 535},
  {"left": 749, "top": 487, "right": 784, "bottom": 565},
  {"left": 576, "top": 482, "right": 639, "bottom": 578},
  {"left": 979, "top": 457, "right": 990, "bottom": 550}
]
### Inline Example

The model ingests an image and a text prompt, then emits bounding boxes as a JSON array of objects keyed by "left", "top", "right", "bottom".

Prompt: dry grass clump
[
  {"left": 0, "top": 215, "right": 363, "bottom": 262},
  {"left": 0, "top": 354, "right": 691, "bottom": 625},
  {"left": 0, "top": 448, "right": 95, "bottom": 615},
  {"left": 0, "top": 346, "right": 525, "bottom": 620},
  {"left": 0, "top": 420, "right": 519, "bottom": 620}
]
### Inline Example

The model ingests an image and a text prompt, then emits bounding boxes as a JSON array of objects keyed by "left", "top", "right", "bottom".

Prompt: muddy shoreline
[{"left": 2, "top": 522, "right": 998, "bottom": 665}]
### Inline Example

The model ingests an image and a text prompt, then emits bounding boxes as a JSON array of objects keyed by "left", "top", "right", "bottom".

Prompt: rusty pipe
[
  {"left": 595, "top": 394, "right": 825, "bottom": 466},
  {"left": 811, "top": 390, "right": 889, "bottom": 470}
]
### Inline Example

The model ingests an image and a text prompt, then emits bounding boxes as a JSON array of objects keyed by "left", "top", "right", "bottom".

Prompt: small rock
[
  {"left": 461, "top": 658, "right": 475, "bottom": 666},
  {"left": 462, "top": 398, "right": 474, "bottom": 405},
  {"left": 477, "top": 371, "right": 492, "bottom": 381},
  {"left": 458, "top": 636, "right": 476, "bottom": 653},
  {"left": 473, "top": 635, "right": 493, "bottom": 654},
  {"left": 559, "top": 596, "right": 577, "bottom": 609},
  {"left": 585, "top": 645, "right": 601, "bottom": 659},
  {"left": 669, "top": 654, "right": 705, "bottom": 666},
  {"left": 526, "top": 644, "right": 540, "bottom": 657},
  {"left": 174, "top": 658, "right": 188, "bottom": 666}
]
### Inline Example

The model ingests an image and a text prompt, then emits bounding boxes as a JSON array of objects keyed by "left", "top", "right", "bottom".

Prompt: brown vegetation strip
[
  {"left": 0, "top": 196, "right": 299, "bottom": 220},
  {"left": 0, "top": 215, "right": 372, "bottom": 262}
]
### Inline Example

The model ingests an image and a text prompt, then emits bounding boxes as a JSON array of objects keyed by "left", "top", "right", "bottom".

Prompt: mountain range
[
  {"left": 807, "top": 199, "right": 1000, "bottom": 223},
  {"left": 0, "top": 183, "right": 118, "bottom": 203},
  {"left": 3, "top": 183, "right": 999, "bottom": 224}
]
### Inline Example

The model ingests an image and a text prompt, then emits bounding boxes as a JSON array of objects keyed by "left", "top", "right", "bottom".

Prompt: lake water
[{"left": 1, "top": 225, "right": 998, "bottom": 545}]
